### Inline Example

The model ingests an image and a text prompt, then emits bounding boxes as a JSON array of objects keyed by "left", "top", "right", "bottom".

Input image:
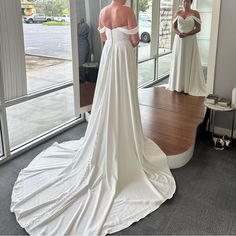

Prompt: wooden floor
[{"left": 139, "top": 87, "right": 205, "bottom": 156}]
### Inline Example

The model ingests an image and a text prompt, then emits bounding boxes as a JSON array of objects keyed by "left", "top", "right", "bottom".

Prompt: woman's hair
[{"left": 191, "top": 0, "right": 193, "bottom": 3}]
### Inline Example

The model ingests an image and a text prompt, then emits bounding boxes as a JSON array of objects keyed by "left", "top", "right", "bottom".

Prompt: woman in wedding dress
[
  {"left": 167, "top": 0, "right": 206, "bottom": 96},
  {"left": 11, "top": 0, "right": 176, "bottom": 235}
]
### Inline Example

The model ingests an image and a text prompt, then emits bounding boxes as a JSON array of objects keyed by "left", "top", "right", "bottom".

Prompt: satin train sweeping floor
[{"left": 1, "top": 123, "right": 236, "bottom": 235}]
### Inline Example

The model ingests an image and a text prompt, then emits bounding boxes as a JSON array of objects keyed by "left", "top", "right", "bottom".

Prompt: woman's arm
[
  {"left": 126, "top": 7, "right": 139, "bottom": 47},
  {"left": 172, "top": 11, "right": 182, "bottom": 36},
  {"left": 98, "top": 9, "right": 107, "bottom": 43}
]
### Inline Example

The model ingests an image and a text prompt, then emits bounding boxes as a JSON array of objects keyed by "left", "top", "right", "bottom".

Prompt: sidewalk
[
  {"left": 7, "top": 55, "right": 75, "bottom": 148},
  {"left": 26, "top": 55, "right": 73, "bottom": 92}
]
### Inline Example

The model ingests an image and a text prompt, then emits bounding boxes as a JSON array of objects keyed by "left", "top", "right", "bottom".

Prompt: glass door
[
  {"left": 137, "top": 0, "right": 156, "bottom": 86},
  {"left": 157, "top": 0, "right": 174, "bottom": 79}
]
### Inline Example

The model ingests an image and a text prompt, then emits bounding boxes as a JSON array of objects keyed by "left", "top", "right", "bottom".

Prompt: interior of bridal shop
[{"left": 0, "top": 0, "right": 236, "bottom": 235}]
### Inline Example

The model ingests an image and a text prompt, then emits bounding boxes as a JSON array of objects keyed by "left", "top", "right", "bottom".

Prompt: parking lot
[{"left": 23, "top": 24, "right": 72, "bottom": 60}]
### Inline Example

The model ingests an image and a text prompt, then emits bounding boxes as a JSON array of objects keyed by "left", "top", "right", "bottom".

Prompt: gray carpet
[{"left": 0, "top": 122, "right": 236, "bottom": 235}]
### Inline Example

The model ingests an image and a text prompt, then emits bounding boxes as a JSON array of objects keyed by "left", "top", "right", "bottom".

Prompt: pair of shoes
[{"left": 212, "top": 135, "right": 232, "bottom": 150}]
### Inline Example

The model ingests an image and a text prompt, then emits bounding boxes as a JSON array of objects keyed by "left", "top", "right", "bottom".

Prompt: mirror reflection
[
  {"left": 77, "top": 0, "right": 101, "bottom": 107},
  {"left": 137, "top": 0, "right": 213, "bottom": 89},
  {"left": 77, "top": 0, "right": 214, "bottom": 108}
]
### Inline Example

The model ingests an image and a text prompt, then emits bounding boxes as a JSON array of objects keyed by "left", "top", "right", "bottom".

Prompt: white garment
[
  {"left": 11, "top": 26, "right": 176, "bottom": 235},
  {"left": 167, "top": 15, "right": 206, "bottom": 96}
]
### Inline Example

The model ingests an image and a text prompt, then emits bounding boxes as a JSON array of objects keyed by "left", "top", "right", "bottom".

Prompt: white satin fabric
[
  {"left": 11, "top": 26, "right": 176, "bottom": 235},
  {"left": 167, "top": 15, "right": 206, "bottom": 96}
]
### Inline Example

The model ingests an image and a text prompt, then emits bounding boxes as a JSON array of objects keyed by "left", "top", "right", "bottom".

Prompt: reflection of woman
[
  {"left": 11, "top": 0, "right": 175, "bottom": 235},
  {"left": 167, "top": 0, "right": 206, "bottom": 96},
  {"left": 78, "top": 18, "right": 90, "bottom": 66}
]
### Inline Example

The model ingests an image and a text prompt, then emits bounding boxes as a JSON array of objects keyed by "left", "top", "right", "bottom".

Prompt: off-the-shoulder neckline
[
  {"left": 99, "top": 26, "right": 138, "bottom": 31},
  {"left": 177, "top": 15, "right": 199, "bottom": 20}
]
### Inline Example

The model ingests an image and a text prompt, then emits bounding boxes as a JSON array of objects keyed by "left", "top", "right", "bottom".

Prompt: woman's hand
[{"left": 179, "top": 32, "right": 187, "bottom": 38}]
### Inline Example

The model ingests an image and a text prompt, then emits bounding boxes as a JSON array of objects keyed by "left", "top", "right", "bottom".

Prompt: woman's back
[
  {"left": 99, "top": 1, "right": 139, "bottom": 46},
  {"left": 100, "top": 4, "right": 129, "bottom": 29}
]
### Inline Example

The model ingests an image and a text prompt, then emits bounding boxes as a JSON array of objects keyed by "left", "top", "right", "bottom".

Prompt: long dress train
[
  {"left": 11, "top": 26, "right": 176, "bottom": 235},
  {"left": 167, "top": 15, "right": 206, "bottom": 96}
]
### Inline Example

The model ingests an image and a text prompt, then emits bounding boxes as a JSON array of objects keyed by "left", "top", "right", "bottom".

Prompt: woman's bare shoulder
[
  {"left": 99, "top": 6, "right": 106, "bottom": 17},
  {"left": 122, "top": 5, "right": 134, "bottom": 14},
  {"left": 175, "top": 10, "right": 183, "bottom": 16},
  {"left": 191, "top": 10, "right": 200, "bottom": 18}
]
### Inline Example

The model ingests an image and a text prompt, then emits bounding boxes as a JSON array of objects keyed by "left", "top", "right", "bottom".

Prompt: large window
[
  {"left": 0, "top": 0, "right": 83, "bottom": 162},
  {"left": 3, "top": 0, "right": 76, "bottom": 149}
]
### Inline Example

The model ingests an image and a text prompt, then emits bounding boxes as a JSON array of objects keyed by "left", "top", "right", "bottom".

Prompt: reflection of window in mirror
[{"left": 100, "top": 0, "right": 112, "bottom": 8}]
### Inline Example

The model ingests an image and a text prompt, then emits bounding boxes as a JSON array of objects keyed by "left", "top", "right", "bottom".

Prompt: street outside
[{"left": 23, "top": 23, "right": 72, "bottom": 60}]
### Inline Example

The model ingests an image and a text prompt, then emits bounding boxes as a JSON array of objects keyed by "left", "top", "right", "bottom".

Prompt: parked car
[
  {"left": 54, "top": 15, "right": 70, "bottom": 23},
  {"left": 24, "top": 13, "right": 53, "bottom": 23},
  {"left": 139, "top": 19, "right": 151, "bottom": 43}
]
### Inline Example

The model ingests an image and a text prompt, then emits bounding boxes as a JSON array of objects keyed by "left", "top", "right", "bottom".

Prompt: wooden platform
[{"left": 138, "top": 87, "right": 205, "bottom": 168}]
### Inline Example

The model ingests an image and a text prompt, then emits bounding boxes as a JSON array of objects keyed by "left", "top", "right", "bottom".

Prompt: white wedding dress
[
  {"left": 11, "top": 26, "right": 176, "bottom": 235},
  {"left": 167, "top": 15, "right": 206, "bottom": 96}
]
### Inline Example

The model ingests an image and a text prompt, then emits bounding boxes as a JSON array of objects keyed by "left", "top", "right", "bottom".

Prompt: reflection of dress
[
  {"left": 78, "top": 23, "right": 90, "bottom": 66},
  {"left": 167, "top": 15, "right": 206, "bottom": 96},
  {"left": 11, "top": 27, "right": 176, "bottom": 235}
]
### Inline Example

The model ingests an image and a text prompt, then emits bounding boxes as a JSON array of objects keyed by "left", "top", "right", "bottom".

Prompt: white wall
[{"left": 214, "top": 0, "right": 236, "bottom": 130}]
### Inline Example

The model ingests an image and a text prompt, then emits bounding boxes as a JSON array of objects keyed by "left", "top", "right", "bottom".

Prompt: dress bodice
[
  {"left": 98, "top": 26, "right": 138, "bottom": 43},
  {"left": 173, "top": 15, "right": 201, "bottom": 33}
]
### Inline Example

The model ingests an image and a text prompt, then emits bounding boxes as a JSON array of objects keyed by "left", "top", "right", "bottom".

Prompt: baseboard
[{"left": 213, "top": 126, "right": 236, "bottom": 138}]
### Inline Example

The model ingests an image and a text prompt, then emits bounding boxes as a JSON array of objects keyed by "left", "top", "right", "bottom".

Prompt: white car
[
  {"left": 24, "top": 13, "right": 53, "bottom": 23},
  {"left": 139, "top": 19, "right": 151, "bottom": 43},
  {"left": 54, "top": 15, "right": 70, "bottom": 23},
  {"left": 139, "top": 13, "right": 151, "bottom": 22}
]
